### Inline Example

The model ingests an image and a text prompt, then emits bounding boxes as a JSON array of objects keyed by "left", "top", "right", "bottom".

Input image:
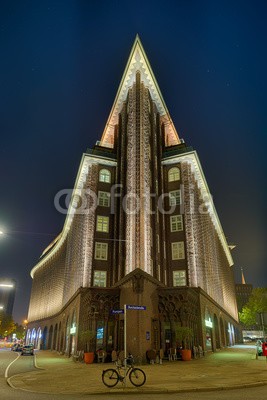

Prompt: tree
[
  {"left": 0, "top": 314, "right": 16, "bottom": 337},
  {"left": 79, "top": 329, "right": 95, "bottom": 352},
  {"left": 239, "top": 288, "right": 267, "bottom": 327},
  {"left": 175, "top": 326, "right": 193, "bottom": 349},
  {"left": 14, "top": 324, "right": 26, "bottom": 340}
]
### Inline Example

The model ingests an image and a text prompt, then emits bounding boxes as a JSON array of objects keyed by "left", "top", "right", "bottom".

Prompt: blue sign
[
  {"left": 111, "top": 309, "right": 124, "bottom": 314},
  {"left": 126, "top": 305, "right": 146, "bottom": 310},
  {"left": 146, "top": 331, "right": 150, "bottom": 340}
]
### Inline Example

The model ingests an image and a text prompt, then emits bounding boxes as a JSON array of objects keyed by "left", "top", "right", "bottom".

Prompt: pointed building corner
[
  {"left": 100, "top": 36, "right": 180, "bottom": 148},
  {"left": 241, "top": 267, "right": 246, "bottom": 285}
]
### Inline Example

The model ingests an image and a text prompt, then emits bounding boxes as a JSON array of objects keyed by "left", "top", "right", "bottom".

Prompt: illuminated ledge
[
  {"left": 162, "top": 150, "right": 234, "bottom": 267},
  {"left": 30, "top": 153, "right": 117, "bottom": 278}
]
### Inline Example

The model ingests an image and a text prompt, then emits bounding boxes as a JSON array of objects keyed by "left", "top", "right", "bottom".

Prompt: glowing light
[
  {"left": 70, "top": 324, "right": 76, "bottom": 335},
  {"left": 0, "top": 284, "right": 14, "bottom": 288},
  {"left": 0, "top": 231, "right": 4, "bottom": 235},
  {"left": 0, "top": 306, "right": 4, "bottom": 310},
  {"left": 205, "top": 318, "right": 213, "bottom": 328}
]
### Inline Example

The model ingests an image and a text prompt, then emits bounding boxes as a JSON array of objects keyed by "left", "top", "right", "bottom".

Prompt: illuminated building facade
[
  {"left": 0, "top": 278, "right": 16, "bottom": 316},
  {"left": 27, "top": 37, "right": 239, "bottom": 358}
]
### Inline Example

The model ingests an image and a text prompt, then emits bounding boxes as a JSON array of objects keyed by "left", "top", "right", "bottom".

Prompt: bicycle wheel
[
  {"left": 129, "top": 367, "right": 146, "bottom": 387},
  {"left": 102, "top": 369, "right": 119, "bottom": 387}
]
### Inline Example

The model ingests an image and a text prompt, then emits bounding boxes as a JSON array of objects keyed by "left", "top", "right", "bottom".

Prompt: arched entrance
[
  {"left": 58, "top": 322, "right": 62, "bottom": 352},
  {"left": 65, "top": 317, "right": 70, "bottom": 355},
  {"left": 220, "top": 318, "right": 225, "bottom": 346},
  {"left": 48, "top": 325, "right": 53, "bottom": 349},
  {"left": 69, "top": 312, "right": 77, "bottom": 356},
  {"left": 31, "top": 328, "right": 36, "bottom": 347},
  {"left": 53, "top": 324, "right": 58, "bottom": 350},
  {"left": 42, "top": 326, "right": 48, "bottom": 349},
  {"left": 204, "top": 308, "right": 213, "bottom": 351},
  {"left": 213, "top": 314, "right": 220, "bottom": 349},
  {"left": 36, "top": 328, "right": 42, "bottom": 349},
  {"left": 26, "top": 329, "right": 31, "bottom": 345}
]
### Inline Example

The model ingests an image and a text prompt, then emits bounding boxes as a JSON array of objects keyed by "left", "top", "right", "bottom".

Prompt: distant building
[
  {"left": 27, "top": 36, "right": 239, "bottom": 359},
  {"left": 0, "top": 278, "right": 16, "bottom": 316},
  {"left": 235, "top": 268, "right": 253, "bottom": 312}
]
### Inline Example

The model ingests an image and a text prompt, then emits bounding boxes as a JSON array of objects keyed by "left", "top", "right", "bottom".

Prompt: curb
[{"left": 6, "top": 379, "right": 267, "bottom": 395}]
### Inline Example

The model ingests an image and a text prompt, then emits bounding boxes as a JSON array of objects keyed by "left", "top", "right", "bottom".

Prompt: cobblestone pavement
[{"left": 8, "top": 345, "right": 267, "bottom": 395}]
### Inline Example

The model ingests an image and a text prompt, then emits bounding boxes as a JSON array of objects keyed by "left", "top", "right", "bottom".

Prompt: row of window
[
  {"left": 99, "top": 167, "right": 181, "bottom": 185},
  {"left": 93, "top": 269, "right": 187, "bottom": 287},
  {"left": 97, "top": 189, "right": 181, "bottom": 209},
  {"left": 94, "top": 240, "right": 185, "bottom": 261},
  {"left": 96, "top": 214, "right": 183, "bottom": 234}
]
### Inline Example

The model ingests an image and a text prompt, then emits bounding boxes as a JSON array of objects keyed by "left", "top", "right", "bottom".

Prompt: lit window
[
  {"left": 94, "top": 242, "right": 108, "bottom": 260},
  {"left": 169, "top": 190, "right": 181, "bottom": 206},
  {"left": 168, "top": 167, "right": 180, "bottom": 182},
  {"left": 171, "top": 241, "right": 185, "bottom": 260},
  {"left": 98, "top": 191, "right": 110, "bottom": 207},
  {"left": 170, "top": 215, "right": 183, "bottom": 232},
  {"left": 173, "top": 270, "right": 187, "bottom": 286},
  {"left": 93, "top": 271, "right": 107, "bottom": 287},
  {"left": 99, "top": 169, "right": 111, "bottom": 183},
  {"left": 96, "top": 216, "right": 109, "bottom": 232}
]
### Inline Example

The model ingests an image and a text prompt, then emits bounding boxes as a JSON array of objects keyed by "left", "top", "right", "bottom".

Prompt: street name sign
[
  {"left": 126, "top": 305, "right": 146, "bottom": 310},
  {"left": 111, "top": 309, "right": 124, "bottom": 314}
]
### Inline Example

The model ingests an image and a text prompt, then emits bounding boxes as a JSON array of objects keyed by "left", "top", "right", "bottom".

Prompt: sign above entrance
[
  {"left": 70, "top": 324, "right": 76, "bottom": 335},
  {"left": 111, "top": 309, "right": 124, "bottom": 314},
  {"left": 205, "top": 318, "right": 213, "bottom": 328},
  {"left": 126, "top": 305, "right": 146, "bottom": 310}
]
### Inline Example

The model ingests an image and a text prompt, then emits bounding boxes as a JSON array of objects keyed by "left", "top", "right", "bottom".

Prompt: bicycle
[{"left": 102, "top": 354, "right": 146, "bottom": 387}]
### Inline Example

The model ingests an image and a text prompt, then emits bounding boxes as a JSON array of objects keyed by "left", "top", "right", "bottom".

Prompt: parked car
[
  {"left": 243, "top": 336, "right": 253, "bottom": 343},
  {"left": 11, "top": 343, "right": 22, "bottom": 352},
  {"left": 21, "top": 345, "right": 34, "bottom": 356}
]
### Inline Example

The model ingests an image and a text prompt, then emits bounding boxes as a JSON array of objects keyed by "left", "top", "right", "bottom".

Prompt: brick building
[{"left": 26, "top": 36, "right": 239, "bottom": 359}]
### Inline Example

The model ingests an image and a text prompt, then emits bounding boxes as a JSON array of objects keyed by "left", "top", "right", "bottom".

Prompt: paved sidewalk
[{"left": 8, "top": 346, "right": 267, "bottom": 395}]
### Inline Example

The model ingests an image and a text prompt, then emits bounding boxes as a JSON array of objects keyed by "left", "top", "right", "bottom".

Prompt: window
[
  {"left": 173, "top": 270, "right": 187, "bottom": 286},
  {"left": 168, "top": 167, "right": 180, "bottom": 182},
  {"left": 96, "top": 216, "right": 109, "bottom": 232},
  {"left": 99, "top": 169, "right": 111, "bottom": 183},
  {"left": 93, "top": 271, "right": 107, "bottom": 287},
  {"left": 98, "top": 191, "right": 110, "bottom": 207},
  {"left": 94, "top": 242, "right": 108, "bottom": 260},
  {"left": 169, "top": 190, "right": 181, "bottom": 206},
  {"left": 171, "top": 241, "right": 185, "bottom": 260},
  {"left": 170, "top": 215, "right": 183, "bottom": 232}
]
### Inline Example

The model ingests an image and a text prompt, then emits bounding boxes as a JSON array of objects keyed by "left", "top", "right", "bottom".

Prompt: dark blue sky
[{"left": 0, "top": 0, "right": 266, "bottom": 323}]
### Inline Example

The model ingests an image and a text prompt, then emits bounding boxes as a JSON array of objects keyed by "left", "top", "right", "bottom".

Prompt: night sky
[{"left": 1, "top": 0, "right": 266, "bottom": 323}]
